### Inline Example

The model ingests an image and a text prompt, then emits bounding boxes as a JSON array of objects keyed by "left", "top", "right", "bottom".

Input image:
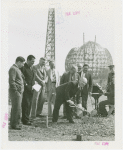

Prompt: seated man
[
  {"left": 52, "top": 81, "right": 80, "bottom": 123},
  {"left": 99, "top": 65, "right": 115, "bottom": 117}
]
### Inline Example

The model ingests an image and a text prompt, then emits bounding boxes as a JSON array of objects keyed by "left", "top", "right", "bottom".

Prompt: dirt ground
[{"left": 8, "top": 96, "right": 115, "bottom": 141}]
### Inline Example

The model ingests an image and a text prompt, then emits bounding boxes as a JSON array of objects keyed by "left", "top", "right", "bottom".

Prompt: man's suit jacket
[
  {"left": 78, "top": 71, "right": 93, "bottom": 94},
  {"left": 9, "top": 64, "right": 24, "bottom": 94},
  {"left": 21, "top": 63, "right": 35, "bottom": 93},
  {"left": 56, "top": 81, "right": 80, "bottom": 101},
  {"left": 32, "top": 64, "right": 47, "bottom": 87},
  {"left": 46, "top": 68, "right": 60, "bottom": 92},
  {"left": 60, "top": 71, "right": 80, "bottom": 85}
]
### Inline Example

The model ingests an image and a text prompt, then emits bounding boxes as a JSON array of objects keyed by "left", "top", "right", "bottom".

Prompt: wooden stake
[
  {"left": 46, "top": 115, "right": 48, "bottom": 128},
  {"left": 76, "top": 134, "right": 83, "bottom": 141}
]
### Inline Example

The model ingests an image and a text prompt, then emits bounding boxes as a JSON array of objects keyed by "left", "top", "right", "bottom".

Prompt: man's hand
[
  {"left": 15, "top": 91, "right": 21, "bottom": 96},
  {"left": 70, "top": 97, "right": 74, "bottom": 101},
  {"left": 102, "top": 90, "right": 106, "bottom": 95},
  {"left": 67, "top": 100, "right": 74, "bottom": 105},
  {"left": 89, "top": 92, "right": 92, "bottom": 96},
  {"left": 42, "top": 81, "right": 45, "bottom": 86}
]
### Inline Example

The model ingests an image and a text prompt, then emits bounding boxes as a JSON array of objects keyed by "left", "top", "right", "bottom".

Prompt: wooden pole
[{"left": 46, "top": 115, "right": 48, "bottom": 128}]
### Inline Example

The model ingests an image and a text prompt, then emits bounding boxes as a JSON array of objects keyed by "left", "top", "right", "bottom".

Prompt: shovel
[{"left": 67, "top": 100, "right": 87, "bottom": 112}]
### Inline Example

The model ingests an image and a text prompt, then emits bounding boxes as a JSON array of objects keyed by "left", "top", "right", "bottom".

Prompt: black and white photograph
[{"left": 1, "top": 0, "right": 122, "bottom": 149}]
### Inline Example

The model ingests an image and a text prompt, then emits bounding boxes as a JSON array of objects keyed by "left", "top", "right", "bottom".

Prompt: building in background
[{"left": 65, "top": 41, "right": 113, "bottom": 89}]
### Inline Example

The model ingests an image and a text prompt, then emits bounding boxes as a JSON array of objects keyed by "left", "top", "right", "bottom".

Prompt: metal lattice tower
[{"left": 45, "top": 8, "right": 55, "bottom": 66}]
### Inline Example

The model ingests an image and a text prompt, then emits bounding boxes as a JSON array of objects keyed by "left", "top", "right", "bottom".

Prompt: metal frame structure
[
  {"left": 65, "top": 40, "right": 113, "bottom": 81},
  {"left": 45, "top": 8, "right": 55, "bottom": 66}
]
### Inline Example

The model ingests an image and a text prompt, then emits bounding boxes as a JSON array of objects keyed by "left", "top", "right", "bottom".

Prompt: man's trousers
[
  {"left": 22, "top": 89, "right": 33, "bottom": 123},
  {"left": 52, "top": 95, "right": 73, "bottom": 122},
  {"left": 9, "top": 90, "right": 23, "bottom": 128},
  {"left": 30, "top": 87, "right": 45, "bottom": 118},
  {"left": 47, "top": 83, "right": 56, "bottom": 116},
  {"left": 99, "top": 100, "right": 110, "bottom": 116},
  {"left": 81, "top": 94, "right": 88, "bottom": 110},
  {"left": 63, "top": 103, "right": 67, "bottom": 117}
]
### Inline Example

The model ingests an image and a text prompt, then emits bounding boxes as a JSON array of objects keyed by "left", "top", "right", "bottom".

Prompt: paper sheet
[{"left": 32, "top": 84, "right": 41, "bottom": 92}]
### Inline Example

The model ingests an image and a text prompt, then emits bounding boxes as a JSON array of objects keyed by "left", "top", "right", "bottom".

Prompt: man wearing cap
[
  {"left": 78, "top": 64, "right": 93, "bottom": 110},
  {"left": 30, "top": 57, "right": 47, "bottom": 119},
  {"left": 99, "top": 65, "right": 115, "bottom": 117},
  {"left": 52, "top": 80, "right": 80, "bottom": 123},
  {"left": 60, "top": 65, "right": 80, "bottom": 119},
  {"left": 46, "top": 60, "right": 60, "bottom": 116}
]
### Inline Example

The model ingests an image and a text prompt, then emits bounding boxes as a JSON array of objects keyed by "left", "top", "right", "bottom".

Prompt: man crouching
[{"left": 52, "top": 80, "right": 80, "bottom": 123}]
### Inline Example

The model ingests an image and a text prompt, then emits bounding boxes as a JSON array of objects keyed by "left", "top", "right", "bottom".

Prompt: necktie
[{"left": 51, "top": 69, "right": 56, "bottom": 82}]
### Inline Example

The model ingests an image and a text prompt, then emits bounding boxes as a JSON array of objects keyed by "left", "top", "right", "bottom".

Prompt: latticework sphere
[{"left": 65, "top": 41, "right": 113, "bottom": 80}]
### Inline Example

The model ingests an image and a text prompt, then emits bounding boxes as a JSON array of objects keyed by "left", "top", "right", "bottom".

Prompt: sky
[{"left": 8, "top": 0, "right": 115, "bottom": 75}]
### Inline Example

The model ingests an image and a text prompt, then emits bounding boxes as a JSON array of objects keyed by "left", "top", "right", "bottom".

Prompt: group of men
[
  {"left": 52, "top": 63, "right": 93, "bottom": 123},
  {"left": 9, "top": 55, "right": 60, "bottom": 130},
  {"left": 9, "top": 55, "right": 115, "bottom": 130}
]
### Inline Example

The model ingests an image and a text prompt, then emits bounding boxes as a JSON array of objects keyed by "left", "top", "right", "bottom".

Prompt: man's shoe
[
  {"left": 29, "top": 118, "right": 35, "bottom": 122},
  {"left": 18, "top": 124, "right": 22, "bottom": 128},
  {"left": 48, "top": 115, "right": 53, "bottom": 118},
  {"left": 75, "top": 116, "right": 81, "bottom": 119},
  {"left": 101, "top": 115, "right": 107, "bottom": 117},
  {"left": 83, "top": 111, "right": 87, "bottom": 116},
  {"left": 30, "top": 117, "right": 37, "bottom": 122},
  {"left": 61, "top": 116, "right": 67, "bottom": 119},
  {"left": 23, "top": 122, "right": 32, "bottom": 126},
  {"left": 52, "top": 121, "right": 57, "bottom": 125},
  {"left": 69, "top": 120, "right": 75, "bottom": 123},
  {"left": 36, "top": 114, "right": 45, "bottom": 118},
  {"left": 29, "top": 119, "right": 33, "bottom": 122},
  {"left": 11, "top": 126, "right": 21, "bottom": 130}
]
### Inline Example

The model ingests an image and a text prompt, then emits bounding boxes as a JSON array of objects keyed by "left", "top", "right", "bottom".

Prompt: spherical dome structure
[{"left": 65, "top": 41, "right": 113, "bottom": 80}]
